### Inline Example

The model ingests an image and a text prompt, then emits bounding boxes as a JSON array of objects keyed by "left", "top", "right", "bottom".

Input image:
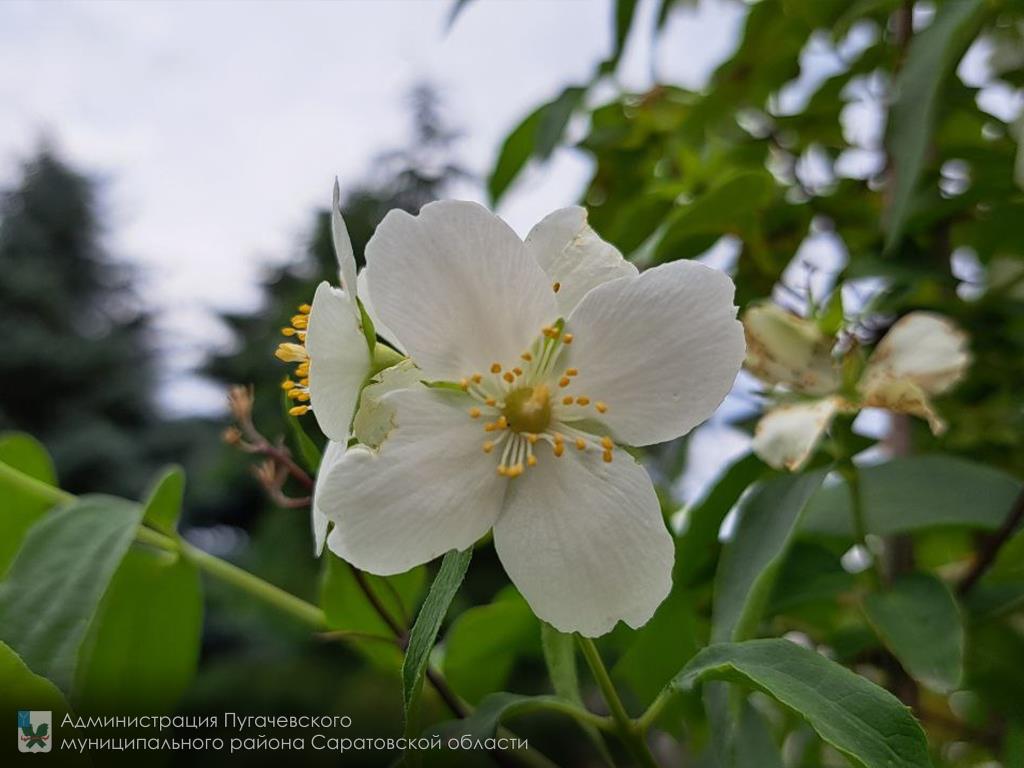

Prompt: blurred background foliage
[{"left": 2, "top": 0, "right": 1024, "bottom": 767}]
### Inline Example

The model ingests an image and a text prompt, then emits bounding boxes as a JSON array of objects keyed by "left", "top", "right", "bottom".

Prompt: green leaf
[
  {"left": 141, "top": 465, "right": 185, "bottom": 535},
  {"left": 817, "top": 288, "right": 845, "bottom": 336},
  {"left": 884, "top": 0, "right": 988, "bottom": 250},
  {"left": 282, "top": 391, "right": 323, "bottom": 474},
  {"left": 671, "top": 639, "right": 933, "bottom": 768},
  {"left": 402, "top": 548, "right": 472, "bottom": 733},
  {"left": 0, "top": 433, "right": 61, "bottom": 577},
  {"left": 74, "top": 545, "right": 202, "bottom": 713},
  {"left": 437, "top": 691, "right": 575, "bottom": 741},
  {"left": 443, "top": 586, "right": 538, "bottom": 704},
  {"left": 601, "top": 0, "right": 639, "bottom": 74},
  {"left": 734, "top": 701, "right": 784, "bottom": 768},
  {"left": 675, "top": 453, "right": 767, "bottom": 586},
  {"left": 712, "top": 470, "right": 827, "bottom": 642},
  {"left": 0, "top": 641, "right": 87, "bottom": 766},
  {"left": 536, "top": 86, "right": 585, "bottom": 160},
  {"left": 0, "top": 495, "right": 144, "bottom": 692},
  {"left": 801, "top": 456, "right": 1021, "bottom": 538},
  {"left": 863, "top": 572, "right": 963, "bottom": 694},
  {"left": 320, "top": 553, "right": 425, "bottom": 670},
  {"left": 541, "top": 623, "right": 582, "bottom": 704}
]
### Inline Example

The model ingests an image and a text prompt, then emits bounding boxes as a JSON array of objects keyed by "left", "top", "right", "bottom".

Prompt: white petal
[
  {"left": 564, "top": 260, "right": 745, "bottom": 446},
  {"left": 306, "top": 281, "right": 372, "bottom": 441},
  {"left": 365, "top": 201, "right": 558, "bottom": 382},
  {"left": 332, "top": 180, "right": 358, "bottom": 306},
  {"left": 525, "top": 206, "right": 638, "bottom": 316},
  {"left": 752, "top": 397, "right": 844, "bottom": 471},
  {"left": 862, "top": 378, "right": 946, "bottom": 435},
  {"left": 742, "top": 302, "right": 839, "bottom": 395},
  {"left": 312, "top": 440, "right": 347, "bottom": 555},
  {"left": 862, "top": 311, "right": 970, "bottom": 395},
  {"left": 493, "top": 445, "right": 673, "bottom": 637},
  {"left": 351, "top": 359, "right": 424, "bottom": 449},
  {"left": 321, "top": 387, "right": 506, "bottom": 575},
  {"left": 356, "top": 268, "right": 405, "bottom": 353}
]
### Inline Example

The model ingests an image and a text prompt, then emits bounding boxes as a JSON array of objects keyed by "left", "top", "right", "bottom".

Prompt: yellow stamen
[
  {"left": 289, "top": 405, "right": 310, "bottom": 416},
  {"left": 503, "top": 371, "right": 515, "bottom": 383},
  {"left": 497, "top": 465, "right": 508, "bottom": 476},
  {"left": 553, "top": 442, "right": 565, "bottom": 457},
  {"left": 482, "top": 441, "right": 495, "bottom": 454},
  {"left": 298, "top": 303, "right": 312, "bottom": 314},
  {"left": 562, "top": 395, "right": 574, "bottom": 405},
  {"left": 490, "top": 362, "right": 502, "bottom": 374},
  {"left": 281, "top": 327, "right": 297, "bottom": 336},
  {"left": 281, "top": 379, "right": 295, "bottom": 390},
  {"left": 484, "top": 422, "right": 499, "bottom": 433},
  {"left": 275, "top": 343, "right": 308, "bottom": 363},
  {"left": 521, "top": 352, "right": 533, "bottom": 362},
  {"left": 559, "top": 377, "right": 571, "bottom": 388},
  {"left": 562, "top": 333, "right": 574, "bottom": 344},
  {"left": 602, "top": 450, "right": 613, "bottom": 463},
  {"left": 291, "top": 315, "right": 309, "bottom": 329},
  {"left": 527, "top": 433, "right": 539, "bottom": 444},
  {"left": 472, "top": 373, "right": 483, "bottom": 383},
  {"left": 513, "top": 367, "right": 523, "bottom": 376},
  {"left": 527, "top": 455, "right": 538, "bottom": 467},
  {"left": 552, "top": 281, "right": 561, "bottom": 293},
  {"left": 576, "top": 396, "right": 590, "bottom": 406},
  {"left": 575, "top": 438, "right": 587, "bottom": 451},
  {"left": 496, "top": 416, "right": 508, "bottom": 429},
  {"left": 295, "top": 362, "right": 310, "bottom": 376},
  {"left": 459, "top": 378, "right": 469, "bottom": 390},
  {"left": 595, "top": 402, "right": 608, "bottom": 413},
  {"left": 565, "top": 368, "right": 578, "bottom": 376},
  {"left": 469, "top": 407, "right": 481, "bottom": 419},
  {"left": 485, "top": 397, "right": 497, "bottom": 407},
  {"left": 601, "top": 436, "right": 614, "bottom": 450}
]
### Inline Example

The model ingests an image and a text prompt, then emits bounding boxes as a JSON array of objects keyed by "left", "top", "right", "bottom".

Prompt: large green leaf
[
  {"left": 0, "top": 433, "right": 60, "bottom": 577},
  {"left": 443, "top": 586, "right": 538, "bottom": 705},
  {"left": 712, "top": 471, "right": 827, "bottom": 642},
  {"left": 141, "top": 465, "right": 185, "bottom": 535},
  {"left": 671, "top": 639, "right": 933, "bottom": 768},
  {"left": 74, "top": 546, "right": 202, "bottom": 713},
  {"left": 675, "top": 453, "right": 767, "bottom": 586},
  {"left": 402, "top": 548, "right": 472, "bottom": 733},
  {"left": 884, "top": 0, "right": 988, "bottom": 250},
  {"left": 863, "top": 572, "right": 963, "bottom": 694},
  {"left": 320, "top": 553, "right": 425, "bottom": 670},
  {"left": 0, "top": 495, "right": 143, "bottom": 692},
  {"left": 0, "top": 641, "right": 86, "bottom": 766},
  {"left": 801, "top": 456, "right": 1021, "bottom": 538}
]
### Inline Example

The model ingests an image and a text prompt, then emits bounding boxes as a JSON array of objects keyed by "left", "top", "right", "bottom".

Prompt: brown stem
[
  {"left": 248, "top": 441, "right": 314, "bottom": 490},
  {"left": 958, "top": 487, "right": 1024, "bottom": 596}
]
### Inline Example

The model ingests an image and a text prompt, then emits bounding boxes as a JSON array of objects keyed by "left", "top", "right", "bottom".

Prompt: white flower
[
  {"left": 277, "top": 181, "right": 374, "bottom": 554},
  {"left": 316, "top": 201, "right": 745, "bottom": 636},
  {"left": 745, "top": 303, "right": 971, "bottom": 471}
]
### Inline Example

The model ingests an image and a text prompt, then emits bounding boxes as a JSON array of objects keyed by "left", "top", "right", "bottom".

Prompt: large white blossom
[
  {"left": 744, "top": 303, "right": 971, "bottom": 471},
  {"left": 313, "top": 201, "right": 745, "bottom": 636}
]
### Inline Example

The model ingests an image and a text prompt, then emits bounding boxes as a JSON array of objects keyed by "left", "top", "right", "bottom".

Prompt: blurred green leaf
[
  {"left": 443, "top": 586, "right": 538, "bottom": 705},
  {"left": 402, "top": 548, "right": 472, "bottom": 735},
  {"left": 0, "top": 641, "right": 87, "bottom": 766},
  {"left": 320, "top": 553, "right": 425, "bottom": 670},
  {"left": 801, "top": 456, "right": 1021, "bottom": 538},
  {"left": 885, "top": 0, "right": 988, "bottom": 250},
  {"left": 141, "top": 464, "right": 185, "bottom": 535},
  {"left": 601, "top": 0, "right": 639, "bottom": 74},
  {"left": 712, "top": 471, "right": 827, "bottom": 642},
  {"left": 0, "top": 495, "right": 143, "bottom": 692},
  {"left": 0, "top": 433, "right": 60, "bottom": 577},
  {"left": 541, "top": 623, "right": 580, "bottom": 703},
  {"left": 863, "top": 572, "right": 963, "bottom": 693},
  {"left": 672, "top": 639, "right": 932, "bottom": 768},
  {"left": 676, "top": 452, "right": 767, "bottom": 586},
  {"left": 75, "top": 545, "right": 202, "bottom": 713},
  {"left": 735, "top": 700, "right": 784, "bottom": 768}
]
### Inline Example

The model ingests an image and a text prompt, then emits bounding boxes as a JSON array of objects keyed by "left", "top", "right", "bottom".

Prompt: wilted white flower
[
  {"left": 745, "top": 303, "right": 971, "bottom": 471},
  {"left": 316, "top": 202, "right": 745, "bottom": 636}
]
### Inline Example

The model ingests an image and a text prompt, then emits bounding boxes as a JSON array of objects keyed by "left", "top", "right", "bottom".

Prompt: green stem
[
  {"left": 578, "top": 637, "right": 660, "bottom": 768},
  {"left": 838, "top": 460, "right": 885, "bottom": 589},
  {"left": 0, "top": 461, "right": 74, "bottom": 506},
  {"left": 636, "top": 687, "right": 674, "bottom": 733}
]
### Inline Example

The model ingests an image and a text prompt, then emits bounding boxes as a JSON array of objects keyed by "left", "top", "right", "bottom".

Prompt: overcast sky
[{"left": 1, "top": 0, "right": 751, "bottom": 417}]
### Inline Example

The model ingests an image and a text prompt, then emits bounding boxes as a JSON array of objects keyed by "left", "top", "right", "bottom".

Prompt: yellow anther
[
  {"left": 281, "top": 326, "right": 297, "bottom": 336},
  {"left": 575, "top": 438, "right": 587, "bottom": 451},
  {"left": 521, "top": 352, "right": 533, "bottom": 362},
  {"left": 491, "top": 362, "right": 502, "bottom": 373},
  {"left": 469, "top": 407, "right": 481, "bottom": 419},
  {"left": 513, "top": 367, "right": 523, "bottom": 376},
  {"left": 596, "top": 402, "right": 608, "bottom": 413},
  {"left": 566, "top": 368, "right": 578, "bottom": 376},
  {"left": 552, "top": 281, "right": 561, "bottom": 293},
  {"left": 472, "top": 373, "right": 483, "bottom": 383},
  {"left": 298, "top": 378, "right": 309, "bottom": 387},
  {"left": 559, "top": 377, "right": 571, "bottom": 388},
  {"left": 485, "top": 397, "right": 497, "bottom": 407},
  {"left": 576, "top": 396, "right": 590, "bottom": 406},
  {"left": 298, "top": 303, "right": 312, "bottom": 314},
  {"left": 603, "top": 450, "right": 613, "bottom": 463},
  {"left": 503, "top": 371, "right": 515, "bottom": 383},
  {"left": 528, "top": 455, "right": 538, "bottom": 467},
  {"left": 601, "top": 436, "right": 614, "bottom": 450},
  {"left": 553, "top": 442, "right": 565, "bottom": 457},
  {"left": 542, "top": 326, "right": 559, "bottom": 339},
  {"left": 291, "top": 315, "right": 309, "bottom": 329},
  {"left": 459, "top": 378, "right": 469, "bottom": 390},
  {"left": 289, "top": 405, "right": 310, "bottom": 416},
  {"left": 509, "top": 464, "right": 525, "bottom": 477},
  {"left": 287, "top": 388, "right": 304, "bottom": 400},
  {"left": 296, "top": 331, "right": 306, "bottom": 341},
  {"left": 497, "top": 465, "right": 508, "bottom": 476},
  {"left": 295, "top": 362, "right": 310, "bottom": 376},
  {"left": 296, "top": 392, "right": 311, "bottom": 402},
  {"left": 554, "top": 432, "right": 564, "bottom": 443},
  {"left": 562, "top": 396, "right": 574, "bottom": 405},
  {"left": 281, "top": 379, "right": 295, "bottom": 390},
  {"left": 562, "top": 333, "right": 574, "bottom": 344},
  {"left": 484, "top": 422, "right": 498, "bottom": 433},
  {"left": 527, "top": 433, "right": 539, "bottom": 444},
  {"left": 496, "top": 415, "right": 508, "bottom": 429},
  {"left": 275, "top": 343, "right": 308, "bottom": 363},
  {"left": 482, "top": 441, "right": 495, "bottom": 454}
]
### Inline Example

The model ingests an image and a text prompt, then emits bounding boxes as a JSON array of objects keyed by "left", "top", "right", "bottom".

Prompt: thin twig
[{"left": 958, "top": 487, "right": 1024, "bottom": 596}]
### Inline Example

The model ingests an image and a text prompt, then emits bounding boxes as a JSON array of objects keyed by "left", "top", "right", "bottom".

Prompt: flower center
[{"left": 503, "top": 385, "right": 552, "bottom": 434}]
